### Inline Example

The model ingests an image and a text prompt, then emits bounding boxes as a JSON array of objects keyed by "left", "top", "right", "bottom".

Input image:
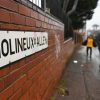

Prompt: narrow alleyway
[{"left": 52, "top": 46, "right": 100, "bottom": 100}]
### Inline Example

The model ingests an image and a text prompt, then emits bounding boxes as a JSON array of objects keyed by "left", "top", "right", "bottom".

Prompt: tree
[
  {"left": 61, "top": 0, "right": 99, "bottom": 29},
  {"left": 66, "top": 0, "right": 79, "bottom": 34},
  {"left": 71, "top": 0, "right": 98, "bottom": 29},
  {"left": 63, "top": 0, "right": 70, "bottom": 13},
  {"left": 67, "top": 0, "right": 79, "bottom": 16},
  {"left": 92, "top": 24, "right": 99, "bottom": 30},
  {"left": 46, "top": 0, "right": 99, "bottom": 38}
]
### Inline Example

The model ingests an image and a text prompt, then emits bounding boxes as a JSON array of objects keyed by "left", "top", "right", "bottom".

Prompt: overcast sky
[{"left": 86, "top": 0, "right": 100, "bottom": 30}]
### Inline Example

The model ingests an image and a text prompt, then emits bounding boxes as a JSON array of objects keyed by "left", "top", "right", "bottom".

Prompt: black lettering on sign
[
  {"left": 37, "top": 37, "right": 40, "bottom": 46},
  {"left": 9, "top": 39, "right": 15, "bottom": 55},
  {"left": 15, "top": 38, "right": 18, "bottom": 53},
  {"left": 1, "top": 39, "right": 9, "bottom": 57},
  {"left": 40, "top": 37, "right": 42, "bottom": 46},
  {"left": 17, "top": 38, "right": 23, "bottom": 52},
  {"left": 34, "top": 38, "right": 36, "bottom": 45},
  {"left": 30, "top": 37, "right": 34, "bottom": 49},
  {"left": 44, "top": 36, "right": 47, "bottom": 44},
  {"left": 27, "top": 38, "right": 30, "bottom": 49},
  {"left": 23, "top": 38, "right": 27, "bottom": 51}
]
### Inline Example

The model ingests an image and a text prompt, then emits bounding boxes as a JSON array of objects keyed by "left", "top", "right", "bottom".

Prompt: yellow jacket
[{"left": 87, "top": 38, "right": 93, "bottom": 47}]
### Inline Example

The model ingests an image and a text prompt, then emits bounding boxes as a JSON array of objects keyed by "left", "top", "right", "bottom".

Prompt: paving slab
[{"left": 51, "top": 46, "right": 100, "bottom": 100}]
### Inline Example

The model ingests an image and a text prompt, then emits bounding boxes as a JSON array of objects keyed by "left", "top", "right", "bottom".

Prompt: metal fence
[
  {"left": 46, "top": 0, "right": 73, "bottom": 39},
  {"left": 15, "top": 0, "right": 73, "bottom": 39},
  {"left": 31, "top": 0, "right": 73, "bottom": 39}
]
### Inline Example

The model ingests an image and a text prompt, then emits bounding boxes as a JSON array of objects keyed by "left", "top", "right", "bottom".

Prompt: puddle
[
  {"left": 73, "top": 60, "right": 78, "bottom": 64},
  {"left": 81, "top": 64, "right": 84, "bottom": 67}
]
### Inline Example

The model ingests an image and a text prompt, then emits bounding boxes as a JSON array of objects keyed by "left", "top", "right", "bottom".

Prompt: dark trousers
[
  {"left": 87, "top": 47, "right": 92, "bottom": 57},
  {"left": 98, "top": 46, "right": 100, "bottom": 53}
]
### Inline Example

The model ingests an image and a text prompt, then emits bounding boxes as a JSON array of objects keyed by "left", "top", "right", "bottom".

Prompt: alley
[{"left": 52, "top": 46, "right": 100, "bottom": 100}]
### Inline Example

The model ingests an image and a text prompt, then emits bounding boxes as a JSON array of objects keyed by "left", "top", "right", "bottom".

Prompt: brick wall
[
  {"left": 0, "top": 0, "right": 74, "bottom": 100},
  {"left": 63, "top": 39, "right": 75, "bottom": 62}
]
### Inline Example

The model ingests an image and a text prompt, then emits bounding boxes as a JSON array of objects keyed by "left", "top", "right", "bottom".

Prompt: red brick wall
[
  {"left": 0, "top": 0, "right": 74, "bottom": 100},
  {"left": 63, "top": 39, "right": 75, "bottom": 62}
]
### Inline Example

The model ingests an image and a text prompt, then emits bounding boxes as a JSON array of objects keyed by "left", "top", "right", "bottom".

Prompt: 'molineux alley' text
[{"left": 0, "top": 36, "right": 48, "bottom": 58}]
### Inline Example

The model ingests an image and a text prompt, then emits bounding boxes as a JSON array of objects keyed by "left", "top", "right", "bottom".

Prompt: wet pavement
[{"left": 52, "top": 46, "right": 100, "bottom": 100}]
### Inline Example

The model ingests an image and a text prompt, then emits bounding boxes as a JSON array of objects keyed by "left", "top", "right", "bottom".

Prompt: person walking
[
  {"left": 95, "top": 33, "right": 100, "bottom": 54},
  {"left": 86, "top": 35, "right": 94, "bottom": 58},
  {"left": 97, "top": 41, "right": 100, "bottom": 53}
]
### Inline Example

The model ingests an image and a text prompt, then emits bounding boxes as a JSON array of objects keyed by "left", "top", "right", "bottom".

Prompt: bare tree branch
[
  {"left": 67, "top": 0, "right": 79, "bottom": 16},
  {"left": 63, "top": 0, "right": 70, "bottom": 13}
]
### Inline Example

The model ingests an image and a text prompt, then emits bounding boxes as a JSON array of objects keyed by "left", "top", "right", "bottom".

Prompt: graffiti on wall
[{"left": 55, "top": 34, "right": 61, "bottom": 59}]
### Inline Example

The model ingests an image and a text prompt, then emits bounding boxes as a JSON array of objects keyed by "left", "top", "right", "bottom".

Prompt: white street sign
[{"left": 0, "top": 31, "right": 48, "bottom": 68}]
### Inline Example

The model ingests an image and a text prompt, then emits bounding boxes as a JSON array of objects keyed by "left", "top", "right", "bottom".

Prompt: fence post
[{"left": 44, "top": 0, "right": 46, "bottom": 11}]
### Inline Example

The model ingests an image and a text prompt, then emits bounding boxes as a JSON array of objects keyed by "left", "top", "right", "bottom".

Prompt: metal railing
[{"left": 15, "top": 0, "right": 73, "bottom": 39}]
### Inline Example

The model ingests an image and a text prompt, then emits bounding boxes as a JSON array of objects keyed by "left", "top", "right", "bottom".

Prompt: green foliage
[
  {"left": 71, "top": 0, "right": 98, "bottom": 29},
  {"left": 61, "top": 0, "right": 99, "bottom": 29}
]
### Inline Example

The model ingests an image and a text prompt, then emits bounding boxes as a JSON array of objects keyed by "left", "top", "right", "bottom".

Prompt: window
[
  {"left": 15, "top": 0, "right": 44, "bottom": 10},
  {"left": 29, "top": 0, "right": 41, "bottom": 8}
]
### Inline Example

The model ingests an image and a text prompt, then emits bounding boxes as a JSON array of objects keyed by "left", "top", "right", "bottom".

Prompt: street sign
[{"left": 0, "top": 31, "right": 48, "bottom": 68}]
